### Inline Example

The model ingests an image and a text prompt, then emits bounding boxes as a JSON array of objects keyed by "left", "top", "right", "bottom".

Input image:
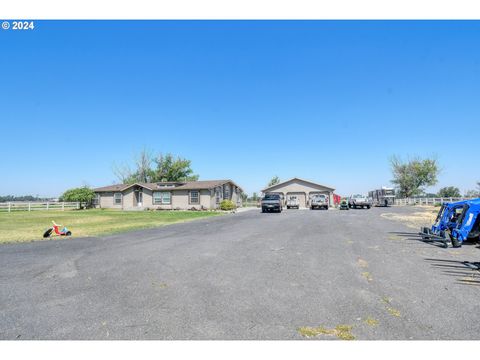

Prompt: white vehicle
[
  {"left": 310, "top": 194, "right": 329, "bottom": 210},
  {"left": 348, "top": 194, "right": 372, "bottom": 209},
  {"left": 286, "top": 195, "right": 300, "bottom": 209},
  {"left": 368, "top": 187, "right": 396, "bottom": 207}
]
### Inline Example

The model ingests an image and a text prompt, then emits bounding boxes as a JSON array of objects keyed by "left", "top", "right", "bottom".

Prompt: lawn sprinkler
[{"left": 43, "top": 221, "right": 72, "bottom": 238}]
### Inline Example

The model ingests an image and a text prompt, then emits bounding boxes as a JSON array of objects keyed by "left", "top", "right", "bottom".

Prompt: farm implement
[{"left": 420, "top": 198, "right": 480, "bottom": 248}]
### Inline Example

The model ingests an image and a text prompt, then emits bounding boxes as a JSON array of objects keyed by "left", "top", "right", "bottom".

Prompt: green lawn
[{"left": 0, "top": 209, "right": 223, "bottom": 243}]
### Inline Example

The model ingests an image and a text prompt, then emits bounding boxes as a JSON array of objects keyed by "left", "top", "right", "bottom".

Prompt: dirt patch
[
  {"left": 386, "top": 307, "right": 401, "bottom": 317},
  {"left": 357, "top": 258, "right": 369, "bottom": 268},
  {"left": 381, "top": 206, "right": 438, "bottom": 229},
  {"left": 361, "top": 272, "right": 373, "bottom": 282},
  {"left": 298, "top": 325, "right": 355, "bottom": 340},
  {"left": 364, "top": 317, "right": 379, "bottom": 327}
]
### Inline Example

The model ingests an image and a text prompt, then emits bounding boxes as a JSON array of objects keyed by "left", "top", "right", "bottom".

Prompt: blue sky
[{"left": 1, "top": 20, "right": 479, "bottom": 197}]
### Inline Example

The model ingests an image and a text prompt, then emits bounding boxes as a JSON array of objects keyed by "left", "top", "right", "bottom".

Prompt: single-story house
[
  {"left": 93, "top": 180, "right": 243, "bottom": 210},
  {"left": 261, "top": 177, "right": 336, "bottom": 208}
]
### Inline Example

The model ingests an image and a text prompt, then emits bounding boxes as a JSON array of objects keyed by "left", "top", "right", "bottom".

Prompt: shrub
[{"left": 219, "top": 199, "right": 236, "bottom": 211}]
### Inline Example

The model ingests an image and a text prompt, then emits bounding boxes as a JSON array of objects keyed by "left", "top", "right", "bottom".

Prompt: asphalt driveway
[{"left": 1, "top": 206, "right": 480, "bottom": 340}]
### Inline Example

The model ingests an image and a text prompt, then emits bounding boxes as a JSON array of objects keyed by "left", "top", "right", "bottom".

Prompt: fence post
[
  {"left": 77, "top": 202, "right": 80, "bottom": 209},
  {"left": 28, "top": 203, "right": 31, "bottom": 211},
  {"left": 62, "top": 202, "right": 65, "bottom": 211},
  {"left": 46, "top": 202, "right": 49, "bottom": 210},
  {"left": 8, "top": 202, "right": 11, "bottom": 212}
]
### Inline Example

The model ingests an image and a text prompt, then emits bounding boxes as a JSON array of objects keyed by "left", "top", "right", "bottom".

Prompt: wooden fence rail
[
  {"left": 394, "top": 197, "right": 477, "bottom": 206},
  {"left": 0, "top": 202, "right": 80, "bottom": 212}
]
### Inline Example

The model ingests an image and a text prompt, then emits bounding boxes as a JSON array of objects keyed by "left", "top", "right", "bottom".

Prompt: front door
[{"left": 136, "top": 190, "right": 143, "bottom": 207}]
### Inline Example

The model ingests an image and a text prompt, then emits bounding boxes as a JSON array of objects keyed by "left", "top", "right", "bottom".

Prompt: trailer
[{"left": 369, "top": 187, "right": 395, "bottom": 207}]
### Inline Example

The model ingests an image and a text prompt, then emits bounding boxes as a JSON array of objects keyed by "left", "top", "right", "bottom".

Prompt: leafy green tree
[
  {"left": 390, "top": 155, "right": 439, "bottom": 198},
  {"left": 437, "top": 186, "right": 461, "bottom": 198},
  {"left": 267, "top": 176, "right": 281, "bottom": 187},
  {"left": 464, "top": 189, "right": 480, "bottom": 198},
  {"left": 240, "top": 192, "right": 248, "bottom": 202},
  {"left": 153, "top": 153, "right": 199, "bottom": 182},
  {"left": 251, "top": 192, "right": 259, "bottom": 201},
  {"left": 113, "top": 150, "right": 198, "bottom": 183},
  {"left": 60, "top": 187, "right": 95, "bottom": 208}
]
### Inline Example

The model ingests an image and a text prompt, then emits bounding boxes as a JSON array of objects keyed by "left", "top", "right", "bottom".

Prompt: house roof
[
  {"left": 94, "top": 180, "right": 243, "bottom": 193},
  {"left": 262, "top": 177, "right": 335, "bottom": 193}
]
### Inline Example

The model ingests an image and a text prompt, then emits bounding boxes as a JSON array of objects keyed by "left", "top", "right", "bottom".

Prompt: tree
[
  {"left": 113, "top": 151, "right": 198, "bottom": 183},
  {"left": 390, "top": 155, "right": 439, "bottom": 198},
  {"left": 464, "top": 189, "right": 480, "bottom": 198},
  {"left": 113, "top": 149, "right": 155, "bottom": 184},
  {"left": 267, "top": 176, "right": 281, "bottom": 187},
  {"left": 60, "top": 187, "right": 95, "bottom": 208},
  {"left": 437, "top": 186, "right": 461, "bottom": 198},
  {"left": 240, "top": 192, "right": 248, "bottom": 202},
  {"left": 251, "top": 192, "right": 259, "bottom": 201},
  {"left": 153, "top": 153, "right": 199, "bottom": 182}
]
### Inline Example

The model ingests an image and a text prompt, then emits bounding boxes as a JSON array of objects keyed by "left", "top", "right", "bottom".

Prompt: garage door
[{"left": 287, "top": 192, "right": 306, "bottom": 208}]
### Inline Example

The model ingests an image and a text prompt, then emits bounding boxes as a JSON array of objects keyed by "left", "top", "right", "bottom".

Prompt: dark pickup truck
[{"left": 261, "top": 194, "right": 283, "bottom": 213}]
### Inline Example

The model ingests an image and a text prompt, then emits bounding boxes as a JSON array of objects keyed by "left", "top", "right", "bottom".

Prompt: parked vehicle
[
  {"left": 420, "top": 198, "right": 480, "bottom": 248},
  {"left": 286, "top": 195, "right": 300, "bottom": 209},
  {"left": 261, "top": 193, "right": 283, "bottom": 213},
  {"left": 369, "top": 187, "right": 395, "bottom": 207},
  {"left": 339, "top": 198, "right": 349, "bottom": 210},
  {"left": 348, "top": 194, "right": 372, "bottom": 209},
  {"left": 310, "top": 194, "right": 329, "bottom": 210}
]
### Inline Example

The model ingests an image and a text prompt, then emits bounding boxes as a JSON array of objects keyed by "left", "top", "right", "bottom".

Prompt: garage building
[{"left": 261, "top": 177, "right": 335, "bottom": 209}]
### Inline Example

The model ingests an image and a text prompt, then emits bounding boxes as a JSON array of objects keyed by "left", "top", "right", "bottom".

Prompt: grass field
[
  {"left": 380, "top": 206, "right": 438, "bottom": 229},
  {"left": 0, "top": 209, "right": 223, "bottom": 243}
]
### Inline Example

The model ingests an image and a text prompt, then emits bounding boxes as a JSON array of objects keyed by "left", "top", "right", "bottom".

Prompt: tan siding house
[
  {"left": 261, "top": 178, "right": 335, "bottom": 208},
  {"left": 93, "top": 180, "right": 243, "bottom": 210}
]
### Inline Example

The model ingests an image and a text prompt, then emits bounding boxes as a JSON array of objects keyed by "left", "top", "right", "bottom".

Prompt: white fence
[
  {"left": 394, "top": 197, "right": 476, "bottom": 206},
  {"left": 0, "top": 201, "right": 81, "bottom": 212}
]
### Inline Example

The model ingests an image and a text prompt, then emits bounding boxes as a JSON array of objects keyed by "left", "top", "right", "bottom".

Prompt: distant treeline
[{"left": 0, "top": 195, "right": 52, "bottom": 202}]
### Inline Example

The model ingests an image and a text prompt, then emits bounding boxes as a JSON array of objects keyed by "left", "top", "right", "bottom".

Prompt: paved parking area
[{"left": 1, "top": 206, "right": 480, "bottom": 340}]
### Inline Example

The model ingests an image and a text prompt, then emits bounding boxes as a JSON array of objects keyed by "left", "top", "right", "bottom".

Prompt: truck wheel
[
  {"left": 367, "top": 205, "right": 371, "bottom": 209},
  {"left": 262, "top": 208, "right": 266, "bottom": 213}
]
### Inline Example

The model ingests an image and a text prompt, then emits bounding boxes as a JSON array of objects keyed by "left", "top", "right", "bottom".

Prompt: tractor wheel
[{"left": 451, "top": 236, "right": 461, "bottom": 248}]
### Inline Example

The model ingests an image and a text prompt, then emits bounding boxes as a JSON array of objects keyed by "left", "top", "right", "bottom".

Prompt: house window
[
  {"left": 153, "top": 191, "right": 171, "bottom": 205},
  {"left": 93, "top": 193, "right": 100, "bottom": 205},
  {"left": 189, "top": 191, "right": 200, "bottom": 204},
  {"left": 114, "top": 192, "right": 122, "bottom": 205},
  {"left": 224, "top": 185, "right": 230, "bottom": 200},
  {"left": 215, "top": 188, "right": 222, "bottom": 204}
]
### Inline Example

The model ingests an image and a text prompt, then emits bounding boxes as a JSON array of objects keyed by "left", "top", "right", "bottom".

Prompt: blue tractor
[
  {"left": 449, "top": 199, "right": 480, "bottom": 247},
  {"left": 420, "top": 198, "right": 480, "bottom": 248}
]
